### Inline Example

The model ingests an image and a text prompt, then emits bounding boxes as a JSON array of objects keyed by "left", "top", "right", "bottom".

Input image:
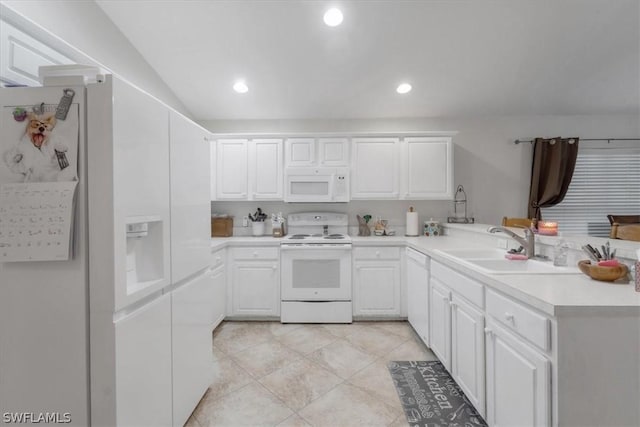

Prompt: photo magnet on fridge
[{"left": 1, "top": 103, "right": 79, "bottom": 184}]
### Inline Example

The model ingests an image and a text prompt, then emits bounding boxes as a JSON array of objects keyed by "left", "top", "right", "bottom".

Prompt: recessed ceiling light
[
  {"left": 396, "top": 83, "right": 412, "bottom": 94},
  {"left": 323, "top": 8, "right": 343, "bottom": 27},
  {"left": 233, "top": 80, "right": 249, "bottom": 94}
]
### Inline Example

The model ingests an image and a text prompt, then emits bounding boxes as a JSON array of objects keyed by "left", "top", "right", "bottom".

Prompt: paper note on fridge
[{"left": 0, "top": 181, "right": 78, "bottom": 262}]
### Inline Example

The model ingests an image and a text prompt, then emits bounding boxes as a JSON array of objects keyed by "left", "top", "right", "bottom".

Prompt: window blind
[{"left": 541, "top": 146, "right": 640, "bottom": 237}]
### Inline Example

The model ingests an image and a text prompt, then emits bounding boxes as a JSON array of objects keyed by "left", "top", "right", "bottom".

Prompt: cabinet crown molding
[{"left": 209, "top": 131, "right": 458, "bottom": 140}]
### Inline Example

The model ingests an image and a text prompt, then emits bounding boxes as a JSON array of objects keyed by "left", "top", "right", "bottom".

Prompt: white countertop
[{"left": 211, "top": 234, "right": 640, "bottom": 317}]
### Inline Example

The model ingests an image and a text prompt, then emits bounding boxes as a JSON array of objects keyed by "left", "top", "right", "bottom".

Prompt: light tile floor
[{"left": 186, "top": 321, "right": 438, "bottom": 427}]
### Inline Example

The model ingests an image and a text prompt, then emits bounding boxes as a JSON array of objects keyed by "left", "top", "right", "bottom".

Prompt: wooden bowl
[{"left": 577, "top": 260, "right": 629, "bottom": 282}]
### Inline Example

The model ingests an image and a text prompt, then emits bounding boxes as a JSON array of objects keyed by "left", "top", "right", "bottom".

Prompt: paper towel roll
[{"left": 406, "top": 211, "right": 419, "bottom": 236}]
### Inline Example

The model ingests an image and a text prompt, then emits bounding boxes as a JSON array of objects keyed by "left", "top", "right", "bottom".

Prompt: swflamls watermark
[{"left": 2, "top": 412, "right": 71, "bottom": 424}]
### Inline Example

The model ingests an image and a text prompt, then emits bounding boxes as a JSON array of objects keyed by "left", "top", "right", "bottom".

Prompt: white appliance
[
  {"left": 284, "top": 167, "right": 349, "bottom": 202},
  {"left": 281, "top": 212, "right": 353, "bottom": 323},
  {"left": 0, "top": 73, "right": 212, "bottom": 427},
  {"left": 406, "top": 247, "right": 430, "bottom": 345}
]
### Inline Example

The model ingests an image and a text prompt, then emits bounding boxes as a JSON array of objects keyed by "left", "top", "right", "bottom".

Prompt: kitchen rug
[{"left": 388, "top": 361, "right": 487, "bottom": 427}]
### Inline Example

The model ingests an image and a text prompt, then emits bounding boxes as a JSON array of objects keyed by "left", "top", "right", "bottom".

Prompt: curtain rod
[{"left": 514, "top": 137, "right": 640, "bottom": 145}]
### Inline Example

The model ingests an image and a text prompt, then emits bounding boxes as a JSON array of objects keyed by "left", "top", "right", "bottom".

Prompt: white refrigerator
[{"left": 0, "top": 74, "right": 213, "bottom": 427}]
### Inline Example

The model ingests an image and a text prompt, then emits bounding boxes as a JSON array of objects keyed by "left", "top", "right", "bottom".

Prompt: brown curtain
[{"left": 527, "top": 137, "right": 580, "bottom": 220}]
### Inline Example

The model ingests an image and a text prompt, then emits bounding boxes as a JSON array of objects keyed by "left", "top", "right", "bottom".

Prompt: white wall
[
  {"left": 0, "top": 0, "right": 190, "bottom": 116},
  {"left": 202, "top": 114, "right": 639, "bottom": 228}
]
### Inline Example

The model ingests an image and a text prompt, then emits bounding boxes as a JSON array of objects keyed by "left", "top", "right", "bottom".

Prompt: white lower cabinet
[
  {"left": 429, "top": 278, "right": 452, "bottom": 370},
  {"left": 229, "top": 247, "right": 280, "bottom": 317},
  {"left": 451, "top": 294, "right": 485, "bottom": 418},
  {"left": 115, "top": 294, "right": 172, "bottom": 427},
  {"left": 406, "top": 248, "right": 429, "bottom": 345},
  {"left": 430, "top": 261, "right": 485, "bottom": 417},
  {"left": 171, "top": 272, "right": 215, "bottom": 427},
  {"left": 485, "top": 319, "right": 551, "bottom": 427},
  {"left": 211, "top": 249, "right": 226, "bottom": 328},
  {"left": 353, "top": 247, "right": 401, "bottom": 317}
]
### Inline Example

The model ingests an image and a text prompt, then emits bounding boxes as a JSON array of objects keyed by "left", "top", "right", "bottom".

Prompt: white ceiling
[{"left": 97, "top": 0, "right": 639, "bottom": 121}]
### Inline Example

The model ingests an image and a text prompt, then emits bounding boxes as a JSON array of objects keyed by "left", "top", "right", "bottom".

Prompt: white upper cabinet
[
  {"left": 318, "top": 138, "right": 349, "bottom": 166},
  {"left": 169, "top": 111, "right": 211, "bottom": 283},
  {"left": 285, "top": 137, "right": 349, "bottom": 167},
  {"left": 216, "top": 139, "right": 249, "bottom": 199},
  {"left": 285, "top": 138, "right": 315, "bottom": 166},
  {"left": 214, "top": 138, "right": 283, "bottom": 200},
  {"left": 401, "top": 137, "right": 453, "bottom": 200},
  {"left": 351, "top": 137, "right": 400, "bottom": 199},
  {"left": 0, "top": 20, "right": 73, "bottom": 86},
  {"left": 250, "top": 139, "right": 284, "bottom": 200},
  {"left": 213, "top": 133, "right": 453, "bottom": 201}
]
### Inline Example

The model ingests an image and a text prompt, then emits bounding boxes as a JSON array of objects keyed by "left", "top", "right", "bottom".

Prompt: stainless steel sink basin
[
  {"left": 464, "top": 259, "right": 580, "bottom": 275},
  {"left": 437, "top": 248, "right": 507, "bottom": 259},
  {"left": 435, "top": 249, "right": 581, "bottom": 275}
]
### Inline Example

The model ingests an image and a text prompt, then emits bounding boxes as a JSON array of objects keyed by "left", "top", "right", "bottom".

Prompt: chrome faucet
[
  {"left": 487, "top": 226, "right": 535, "bottom": 258},
  {"left": 323, "top": 225, "right": 329, "bottom": 236}
]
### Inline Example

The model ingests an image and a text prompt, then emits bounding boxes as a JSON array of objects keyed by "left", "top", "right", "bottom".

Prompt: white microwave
[{"left": 284, "top": 167, "right": 349, "bottom": 203}]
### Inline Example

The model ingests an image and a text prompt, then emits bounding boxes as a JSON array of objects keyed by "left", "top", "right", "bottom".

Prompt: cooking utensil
[
  {"left": 581, "top": 245, "right": 599, "bottom": 262},
  {"left": 594, "top": 247, "right": 603, "bottom": 260}
]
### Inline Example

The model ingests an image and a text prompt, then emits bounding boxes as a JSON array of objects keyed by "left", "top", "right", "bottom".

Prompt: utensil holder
[{"left": 252, "top": 221, "right": 265, "bottom": 237}]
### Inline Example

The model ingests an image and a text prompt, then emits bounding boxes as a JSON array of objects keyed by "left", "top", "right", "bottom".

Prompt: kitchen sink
[
  {"left": 435, "top": 249, "right": 581, "bottom": 275},
  {"left": 436, "top": 248, "right": 507, "bottom": 259},
  {"left": 463, "top": 258, "right": 580, "bottom": 275}
]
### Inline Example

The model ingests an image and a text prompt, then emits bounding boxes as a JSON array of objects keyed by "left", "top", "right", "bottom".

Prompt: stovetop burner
[
  {"left": 287, "top": 233, "right": 347, "bottom": 240},
  {"left": 283, "top": 213, "right": 351, "bottom": 245}
]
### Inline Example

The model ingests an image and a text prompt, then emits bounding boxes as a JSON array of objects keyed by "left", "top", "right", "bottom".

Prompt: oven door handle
[{"left": 280, "top": 245, "right": 352, "bottom": 251}]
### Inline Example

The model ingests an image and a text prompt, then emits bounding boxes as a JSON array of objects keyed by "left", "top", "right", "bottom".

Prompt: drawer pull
[
  {"left": 442, "top": 296, "right": 449, "bottom": 302},
  {"left": 504, "top": 312, "right": 515, "bottom": 322},
  {"left": 376, "top": 251, "right": 380, "bottom": 257},
  {"left": 253, "top": 252, "right": 258, "bottom": 257},
  {"left": 272, "top": 265, "right": 277, "bottom": 270}
]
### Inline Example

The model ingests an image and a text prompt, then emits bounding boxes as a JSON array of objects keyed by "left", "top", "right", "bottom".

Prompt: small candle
[{"left": 538, "top": 221, "right": 558, "bottom": 236}]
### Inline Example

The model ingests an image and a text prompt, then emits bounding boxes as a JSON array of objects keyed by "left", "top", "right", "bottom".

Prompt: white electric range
[{"left": 280, "top": 213, "right": 352, "bottom": 323}]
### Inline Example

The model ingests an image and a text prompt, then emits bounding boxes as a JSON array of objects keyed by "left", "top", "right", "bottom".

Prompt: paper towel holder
[
  {"left": 405, "top": 206, "right": 420, "bottom": 237},
  {"left": 447, "top": 185, "right": 475, "bottom": 224}
]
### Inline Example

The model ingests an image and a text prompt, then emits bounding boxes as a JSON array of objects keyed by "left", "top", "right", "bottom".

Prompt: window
[{"left": 542, "top": 143, "right": 640, "bottom": 237}]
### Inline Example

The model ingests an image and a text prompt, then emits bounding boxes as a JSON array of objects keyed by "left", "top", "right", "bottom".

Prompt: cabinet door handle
[
  {"left": 442, "top": 296, "right": 449, "bottom": 302},
  {"left": 450, "top": 302, "right": 457, "bottom": 308},
  {"left": 504, "top": 312, "right": 515, "bottom": 322},
  {"left": 484, "top": 327, "right": 494, "bottom": 338}
]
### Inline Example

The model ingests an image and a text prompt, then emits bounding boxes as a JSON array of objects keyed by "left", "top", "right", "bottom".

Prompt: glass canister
[{"left": 424, "top": 219, "right": 441, "bottom": 236}]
